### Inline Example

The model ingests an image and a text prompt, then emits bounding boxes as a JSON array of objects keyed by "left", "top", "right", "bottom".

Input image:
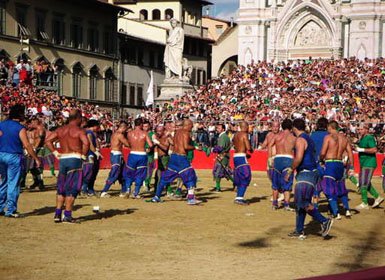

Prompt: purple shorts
[{"left": 57, "top": 157, "right": 82, "bottom": 197}]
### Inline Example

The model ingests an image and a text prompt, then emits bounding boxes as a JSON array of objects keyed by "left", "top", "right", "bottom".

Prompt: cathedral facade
[{"left": 238, "top": 0, "right": 385, "bottom": 64}]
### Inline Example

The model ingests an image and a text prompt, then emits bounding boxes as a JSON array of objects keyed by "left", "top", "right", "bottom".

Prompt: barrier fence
[{"left": 88, "top": 149, "right": 383, "bottom": 176}]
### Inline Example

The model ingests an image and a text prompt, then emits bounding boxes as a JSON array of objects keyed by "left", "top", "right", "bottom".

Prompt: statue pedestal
[{"left": 156, "top": 80, "right": 194, "bottom": 105}]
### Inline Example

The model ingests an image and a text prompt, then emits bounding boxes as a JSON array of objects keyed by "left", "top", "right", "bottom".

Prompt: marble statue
[{"left": 164, "top": 18, "right": 184, "bottom": 80}]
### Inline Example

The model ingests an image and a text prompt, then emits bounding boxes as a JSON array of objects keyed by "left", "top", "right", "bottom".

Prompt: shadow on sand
[{"left": 77, "top": 208, "right": 137, "bottom": 223}]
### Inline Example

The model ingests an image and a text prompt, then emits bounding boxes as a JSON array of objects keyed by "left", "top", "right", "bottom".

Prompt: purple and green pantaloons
[
  {"left": 145, "top": 159, "right": 156, "bottom": 188},
  {"left": 37, "top": 147, "right": 55, "bottom": 168},
  {"left": 359, "top": 167, "right": 380, "bottom": 204},
  {"left": 57, "top": 154, "right": 83, "bottom": 197},
  {"left": 212, "top": 156, "right": 232, "bottom": 181}
]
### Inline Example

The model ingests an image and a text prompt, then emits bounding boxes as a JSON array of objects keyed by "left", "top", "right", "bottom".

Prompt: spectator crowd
[{"left": 1, "top": 56, "right": 385, "bottom": 151}]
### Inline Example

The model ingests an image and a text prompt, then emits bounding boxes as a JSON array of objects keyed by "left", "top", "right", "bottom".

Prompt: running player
[
  {"left": 100, "top": 121, "right": 130, "bottom": 198},
  {"left": 45, "top": 109, "right": 89, "bottom": 223}
]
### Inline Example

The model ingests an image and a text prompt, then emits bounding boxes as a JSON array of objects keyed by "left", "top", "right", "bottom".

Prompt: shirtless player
[
  {"left": 261, "top": 120, "right": 280, "bottom": 181},
  {"left": 152, "top": 125, "right": 172, "bottom": 193},
  {"left": 45, "top": 109, "right": 89, "bottom": 223},
  {"left": 233, "top": 121, "right": 253, "bottom": 205},
  {"left": 268, "top": 119, "right": 296, "bottom": 211},
  {"left": 27, "top": 117, "right": 46, "bottom": 190},
  {"left": 319, "top": 120, "right": 354, "bottom": 218},
  {"left": 150, "top": 119, "right": 201, "bottom": 205},
  {"left": 261, "top": 121, "right": 284, "bottom": 202},
  {"left": 122, "top": 118, "right": 153, "bottom": 198},
  {"left": 100, "top": 121, "right": 130, "bottom": 198},
  {"left": 82, "top": 120, "right": 102, "bottom": 196},
  {"left": 287, "top": 118, "right": 333, "bottom": 240}
]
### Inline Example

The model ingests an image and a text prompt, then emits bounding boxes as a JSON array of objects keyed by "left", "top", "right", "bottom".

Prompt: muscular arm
[
  {"left": 267, "top": 135, "right": 276, "bottom": 159},
  {"left": 260, "top": 133, "right": 271, "bottom": 149},
  {"left": 118, "top": 134, "right": 130, "bottom": 148},
  {"left": 80, "top": 131, "right": 90, "bottom": 157},
  {"left": 183, "top": 133, "right": 195, "bottom": 151},
  {"left": 45, "top": 130, "right": 59, "bottom": 153},
  {"left": 244, "top": 134, "right": 253, "bottom": 153},
  {"left": 20, "top": 128, "right": 39, "bottom": 162},
  {"left": 319, "top": 136, "right": 329, "bottom": 161},
  {"left": 292, "top": 138, "right": 307, "bottom": 171}
]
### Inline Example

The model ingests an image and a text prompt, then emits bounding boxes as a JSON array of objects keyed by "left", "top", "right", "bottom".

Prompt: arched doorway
[
  {"left": 218, "top": 55, "right": 238, "bottom": 76},
  {"left": 274, "top": 4, "right": 338, "bottom": 61}
]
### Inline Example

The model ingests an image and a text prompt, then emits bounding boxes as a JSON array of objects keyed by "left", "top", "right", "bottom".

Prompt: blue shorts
[
  {"left": 123, "top": 152, "right": 148, "bottom": 185},
  {"left": 233, "top": 154, "right": 251, "bottom": 189},
  {"left": 272, "top": 155, "right": 293, "bottom": 192},
  {"left": 57, "top": 156, "right": 83, "bottom": 197},
  {"left": 319, "top": 160, "right": 344, "bottom": 197},
  {"left": 324, "top": 160, "right": 344, "bottom": 181},
  {"left": 294, "top": 170, "right": 317, "bottom": 209},
  {"left": 159, "top": 154, "right": 197, "bottom": 188},
  {"left": 106, "top": 153, "right": 124, "bottom": 185}
]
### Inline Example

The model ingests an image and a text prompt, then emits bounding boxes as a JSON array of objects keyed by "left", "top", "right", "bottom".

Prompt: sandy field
[{"left": 1, "top": 170, "right": 384, "bottom": 280}]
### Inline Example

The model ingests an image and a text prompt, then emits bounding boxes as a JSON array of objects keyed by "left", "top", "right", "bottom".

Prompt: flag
[{"left": 145, "top": 70, "right": 154, "bottom": 107}]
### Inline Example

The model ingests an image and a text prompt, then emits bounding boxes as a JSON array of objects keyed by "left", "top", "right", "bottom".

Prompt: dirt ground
[{"left": 1, "top": 170, "right": 384, "bottom": 280}]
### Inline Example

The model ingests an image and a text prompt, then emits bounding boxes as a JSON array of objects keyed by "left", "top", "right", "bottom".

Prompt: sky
[{"left": 205, "top": 0, "right": 239, "bottom": 21}]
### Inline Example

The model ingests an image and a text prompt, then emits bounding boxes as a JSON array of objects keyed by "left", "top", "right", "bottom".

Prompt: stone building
[
  {"left": 238, "top": 0, "right": 385, "bottom": 64},
  {"left": 0, "top": 0, "right": 125, "bottom": 108},
  {"left": 111, "top": 0, "right": 214, "bottom": 110}
]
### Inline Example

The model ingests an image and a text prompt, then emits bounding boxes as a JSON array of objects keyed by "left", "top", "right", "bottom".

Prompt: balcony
[{"left": 35, "top": 73, "right": 63, "bottom": 94}]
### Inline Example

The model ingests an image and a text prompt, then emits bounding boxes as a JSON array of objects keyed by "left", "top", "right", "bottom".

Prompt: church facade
[{"left": 238, "top": 0, "right": 385, "bottom": 64}]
